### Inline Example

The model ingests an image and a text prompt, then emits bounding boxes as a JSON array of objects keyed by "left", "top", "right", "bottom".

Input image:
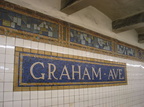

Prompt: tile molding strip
[{"left": 0, "top": 1, "right": 144, "bottom": 62}]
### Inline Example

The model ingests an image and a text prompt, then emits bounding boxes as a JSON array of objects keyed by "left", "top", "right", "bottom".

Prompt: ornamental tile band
[
  {"left": 14, "top": 47, "right": 127, "bottom": 91},
  {"left": 117, "top": 44, "right": 136, "bottom": 57},
  {"left": 0, "top": 1, "right": 144, "bottom": 62},
  {"left": 70, "top": 28, "right": 112, "bottom": 51},
  {"left": 0, "top": 8, "right": 59, "bottom": 38}
]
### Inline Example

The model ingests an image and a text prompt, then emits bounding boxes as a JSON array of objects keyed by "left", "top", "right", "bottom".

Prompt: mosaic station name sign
[{"left": 14, "top": 47, "right": 127, "bottom": 91}]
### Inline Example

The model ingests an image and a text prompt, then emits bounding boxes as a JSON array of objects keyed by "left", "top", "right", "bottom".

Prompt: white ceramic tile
[
  {"left": 38, "top": 42, "right": 45, "bottom": 50},
  {"left": 52, "top": 90, "right": 57, "bottom": 98},
  {"left": 51, "top": 45, "right": 58, "bottom": 52},
  {"left": 4, "top": 83, "right": 13, "bottom": 92},
  {"left": 64, "top": 104, "right": 69, "bottom": 107},
  {"left": 13, "top": 92, "right": 22, "bottom": 101},
  {"left": 4, "top": 73, "right": 13, "bottom": 82},
  {"left": 58, "top": 105, "right": 64, "bottom": 107},
  {"left": 68, "top": 48, "right": 74, "bottom": 55},
  {"left": 45, "top": 44, "right": 52, "bottom": 51},
  {"left": 30, "top": 91, "right": 38, "bottom": 99},
  {"left": 5, "top": 54, "right": 14, "bottom": 64},
  {"left": 22, "top": 91, "right": 30, "bottom": 100},
  {"left": 4, "top": 92, "right": 13, "bottom": 101},
  {"left": 45, "top": 91, "right": 51, "bottom": 99},
  {"left": 45, "top": 98, "right": 52, "bottom": 106},
  {"left": 52, "top": 98, "right": 58, "bottom": 105},
  {"left": 0, "top": 83, "right": 3, "bottom": 92},
  {"left": 15, "top": 38, "right": 24, "bottom": 47},
  {"left": 74, "top": 89, "right": 79, "bottom": 95},
  {"left": 73, "top": 49, "right": 78, "bottom": 56},
  {"left": 75, "top": 95, "right": 80, "bottom": 102},
  {"left": 57, "top": 46, "right": 64, "bottom": 54},
  {"left": 79, "top": 89, "right": 84, "bottom": 95},
  {"left": 5, "top": 46, "right": 15, "bottom": 55},
  {"left": 0, "top": 103, "right": 3, "bottom": 107},
  {"left": 0, "top": 35, "right": 6, "bottom": 45},
  {"left": 23, "top": 40, "right": 31, "bottom": 48},
  {"left": 76, "top": 50, "right": 81, "bottom": 56},
  {"left": 69, "top": 90, "right": 74, "bottom": 96},
  {"left": 79, "top": 96, "right": 84, "bottom": 101},
  {"left": 52, "top": 105, "right": 58, "bottom": 107},
  {"left": 69, "top": 96, "right": 74, "bottom": 103},
  {"left": 13, "top": 101, "right": 21, "bottom": 107},
  {"left": 0, "top": 54, "right": 5, "bottom": 63},
  {"left": 0, "top": 92, "right": 3, "bottom": 101},
  {"left": 22, "top": 100, "right": 30, "bottom": 107},
  {"left": 63, "top": 90, "right": 69, "bottom": 96},
  {"left": 0, "top": 63, "right": 5, "bottom": 73},
  {"left": 63, "top": 47, "right": 68, "bottom": 54},
  {"left": 64, "top": 97, "right": 69, "bottom": 104},
  {"left": 6, "top": 37, "right": 15, "bottom": 46},
  {"left": 0, "top": 73, "right": 4, "bottom": 83},
  {"left": 30, "top": 100, "right": 38, "bottom": 107},
  {"left": 38, "top": 99, "right": 45, "bottom": 107},
  {"left": 38, "top": 91, "right": 44, "bottom": 99},
  {"left": 5, "top": 64, "right": 14, "bottom": 72},
  {"left": 79, "top": 102, "right": 84, "bottom": 107},
  {"left": 31, "top": 41, "right": 38, "bottom": 49},
  {"left": 58, "top": 90, "right": 63, "bottom": 97},
  {"left": 75, "top": 102, "right": 80, "bottom": 107},
  {"left": 0, "top": 45, "right": 5, "bottom": 54},
  {"left": 58, "top": 97, "right": 63, "bottom": 105},
  {"left": 4, "top": 101, "right": 13, "bottom": 107}
]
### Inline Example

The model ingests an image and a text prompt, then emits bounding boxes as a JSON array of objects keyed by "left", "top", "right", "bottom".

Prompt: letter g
[{"left": 30, "top": 62, "right": 45, "bottom": 80}]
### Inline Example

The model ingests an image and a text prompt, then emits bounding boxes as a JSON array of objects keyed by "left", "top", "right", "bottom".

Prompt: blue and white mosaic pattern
[
  {"left": 0, "top": 8, "right": 59, "bottom": 38},
  {"left": 138, "top": 50, "right": 144, "bottom": 60},
  {"left": 70, "top": 29, "right": 112, "bottom": 51},
  {"left": 117, "top": 45, "right": 135, "bottom": 57}
]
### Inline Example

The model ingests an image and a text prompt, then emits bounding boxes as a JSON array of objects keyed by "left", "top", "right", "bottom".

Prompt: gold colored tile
[
  {"left": 38, "top": 50, "right": 45, "bottom": 54},
  {"left": 23, "top": 48, "right": 31, "bottom": 52},
  {"left": 38, "top": 87, "right": 45, "bottom": 90},
  {"left": 45, "top": 86, "right": 52, "bottom": 90},
  {"left": 57, "top": 53, "right": 63, "bottom": 57},
  {"left": 64, "top": 54, "right": 69, "bottom": 58},
  {"left": 22, "top": 87, "right": 30, "bottom": 91},
  {"left": 14, "top": 87, "right": 22, "bottom": 91},
  {"left": 30, "top": 87, "right": 38, "bottom": 91},
  {"left": 31, "top": 49, "right": 38, "bottom": 54},
  {"left": 44, "top": 51, "right": 52, "bottom": 56},
  {"left": 52, "top": 52, "right": 57, "bottom": 56},
  {"left": 15, "top": 47, "right": 23, "bottom": 51}
]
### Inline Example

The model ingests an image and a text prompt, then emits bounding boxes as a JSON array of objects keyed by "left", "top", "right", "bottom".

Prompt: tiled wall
[
  {"left": 0, "top": 34, "right": 144, "bottom": 107},
  {"left": 0, "top": 1, "right": 144, "bottom": 107}
]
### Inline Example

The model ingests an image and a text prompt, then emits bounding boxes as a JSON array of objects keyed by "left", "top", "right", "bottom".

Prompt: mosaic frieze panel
[
  {"left": 0, "top": 1, "right": 144, "bottom": 62},
  {"left": 0, "top": 8, "right": 59, "bottom": 38},
  {"left": 117, "top": 44, "right": 136, "bottom": 57},
  {"left": 138, "top": 50, "right": 144, "bottom": 60},
  {"left": 70, "top": 29, "right": 112, "bottom": 51}
]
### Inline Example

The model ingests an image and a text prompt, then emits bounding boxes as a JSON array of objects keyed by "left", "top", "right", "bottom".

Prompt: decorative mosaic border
[
  {"left": 0, "top": 1, "right": 144, "bottom": 62},
  {"left": 14, "top": 47, "right": 127, "bottom": 91}
]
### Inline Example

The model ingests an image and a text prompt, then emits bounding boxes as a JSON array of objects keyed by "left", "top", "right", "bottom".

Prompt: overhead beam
[
  {"left": 61, "top": 0, "right": 89, "bottom": 15},
  {"left": 138, "top": 34, "right": 144, "bottom": 43},
  {"left": 112, "top": 12, "right": 144, "bottom": 33}
]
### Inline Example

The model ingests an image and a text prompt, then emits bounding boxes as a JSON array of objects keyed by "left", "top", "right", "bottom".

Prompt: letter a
[{"left": 59, "top": 65, "right": 71, "bottom": 80}]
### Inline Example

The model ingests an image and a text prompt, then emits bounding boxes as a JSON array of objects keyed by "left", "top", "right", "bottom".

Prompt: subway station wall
[{"left": 0, "top": 1, "right": 144, "bottom": 107}]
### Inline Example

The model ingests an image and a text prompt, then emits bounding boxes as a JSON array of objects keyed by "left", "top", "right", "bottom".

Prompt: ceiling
[
  {"left": 5, "top": 0, "right": 144, "bottom": 43},
  {"left": 61, "top": 0, "right": 144, "bottom": 43}
]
